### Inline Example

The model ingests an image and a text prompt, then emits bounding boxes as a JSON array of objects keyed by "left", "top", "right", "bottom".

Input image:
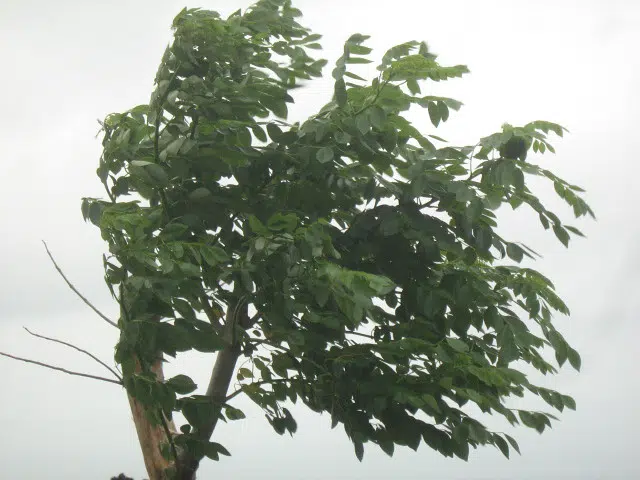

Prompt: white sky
[{"left": 1, "top": 0, "right": 639, "bottom": 479}]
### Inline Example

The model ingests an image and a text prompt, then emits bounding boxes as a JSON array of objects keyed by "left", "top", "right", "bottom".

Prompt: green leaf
[
  {"left": 166, "top": 374, "right": 197, "bottom": 394},
  {"left": 251, "top": 124, "right": 268, "bottom": 142},
  {"left": 553, "top": 224, "right": 570, "bottom": 247},
  {"left": 266, "top": 123, "right": 283, "bottom": 141},
  {"left": 174, "top": 298, "right": 195, "bottom": 320},
  {"left": 518, "top": 410, "right": 537, "bottom": 429},
  {"left": 240, "top": 270, "right": 254, "bottom": 293},
  {"left": 225, "top": 406, "right": 246, "bottom": 420},
  {"left": 334, "top": 131, "right": 351, "bottom": 144},
  {"left": 248, "top": 215, "right": 269, "bottom": 235},
  {"left": 346, "top": 57, "right": 372, "bottom": 64},
  {"left": 356, "top": 114, "right": 370, "bottom": 134},
  {"left": 564, "top": 225, "right": 585, "bottom": 237},
  {"left": 506, "top": 243, "right": 524, "bottom": 262},
  {"left": 188, "top": 187, "right": 212, "bottom": 201},
  {"left": 316, "top": 146, "right": 334, "bottom": 163},
  {"left": 446, "top": 338, "right": 468, "bottom": 353},
  {"left": 201, "top": 245, "right": 229, "bottom": 266},
  {"left": 406, "top": 78, "right": 420, "bottom": 95},
  {"left": 504, "top": 434, "right": 521, "bottom": 455},
  {"left": 567, "top": 346, "right": 581, "bottom": 371},
  {"left": 254, "top": 237, "right": 266, "bottom": 251},
  {"left": 548, "top": 330, "right": 568, "bottom": 367},
  {"left": 130, "top": 160, "right": 155, "bottom": 167},
  {"left": 493, "top": 434, "right": 510, "bottom": 458},
  {"left": 462, "top": 247, "right": 477, "bottom": 265},
  {"left": 368, "top": 277, "right": 395, "bottom": 296},
  {"left": 267, "top": 212, "right": 299, "bottom": 232},
  {"left": 207, "top": 442, "right": 231, "bottom": 457},
  {"left": 354, "top": 440, "right": 364, "bottom": 461},
  {"left": 368, "top": 106, "right": 386, "bottom": 129},
  {"left": 561, "top": 394, "right": 577, "bottom": 410},
  {"left": 427, "top": 102, "right": 440, "bottom": 127},
  {"left": 335, "top": 79, "right": 347, "bottom": 107},
  {"left": 453, "top": 439, "right": 469, "bottom": 461},
  {"left": 146, "top": 164, "right": 170, "bottom": 186},
  {"left": 422, "top": 394, "right": 440, "bottom": 413}
]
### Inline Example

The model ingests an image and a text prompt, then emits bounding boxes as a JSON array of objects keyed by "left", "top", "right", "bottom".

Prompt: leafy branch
[{"left": 225, "top": 377, "right": 296, "bottom": 403}]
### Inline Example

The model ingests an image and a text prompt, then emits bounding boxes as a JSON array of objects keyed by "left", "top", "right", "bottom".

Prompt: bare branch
[
  {"left": 24, "top": 327, "right": 122, "bottom": 382},
  {"left": 42, "top": 241, "right": 118, "bottom": 328},
  {"left": 0, "top": 351, "right": 122, "bottom": 385}
]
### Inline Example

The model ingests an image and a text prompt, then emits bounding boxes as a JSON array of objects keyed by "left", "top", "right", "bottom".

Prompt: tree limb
[
  {"left": 176, "top": 297, "right": 257, "bottom": 480},
  {"left": 23, "top": 327, "right": 122, "bottom": 382},
  {"left": 42, "top": 241, "right": 118, "bottom": 328},
  {"left": 0, "top": 351, "right": 122, "bottom": 385}
]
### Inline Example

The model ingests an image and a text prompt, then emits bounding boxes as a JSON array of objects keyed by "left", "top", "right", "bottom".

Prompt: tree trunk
[{"left": 128, "top": 356, "right": 177, "bottom": 480}]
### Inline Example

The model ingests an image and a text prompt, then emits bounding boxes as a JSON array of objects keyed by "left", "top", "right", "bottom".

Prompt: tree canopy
[{"left": 81, "top": 1, "right": 593, "bottom": 478}]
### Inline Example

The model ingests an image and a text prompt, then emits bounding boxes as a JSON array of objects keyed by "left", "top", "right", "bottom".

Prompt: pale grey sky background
[{"left": 0, "top": 0, "right": 638, "bottom": 479}]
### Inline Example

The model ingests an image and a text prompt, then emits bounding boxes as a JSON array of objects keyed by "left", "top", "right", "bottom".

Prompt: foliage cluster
[{"left": 81, "top": 1, "right": 592, "bottom": 477}]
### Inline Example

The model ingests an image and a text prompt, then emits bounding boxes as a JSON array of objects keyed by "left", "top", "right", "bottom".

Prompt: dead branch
[
  {"left": 42, "top": 240, "right": 118, "bottom": 328},
  {"left": 24, "top": 327, "right": 122, "bottom": 382},
  {"left": 0, "top": 351, "right": 122, "bottom": 385}
]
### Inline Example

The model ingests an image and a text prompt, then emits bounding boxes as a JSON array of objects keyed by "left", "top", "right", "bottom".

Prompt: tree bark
[
  {"left": 176, "top": 299, "right": 250, "bottom": 480},
  {"left": 127, "top": 356, "right": 177, "bottom": 480},
  {"left": 126, "top": 300, "right": 252, "bottom": 480},
  {"left": 176, "top": 345, "right": 242, "bottom": 480}
]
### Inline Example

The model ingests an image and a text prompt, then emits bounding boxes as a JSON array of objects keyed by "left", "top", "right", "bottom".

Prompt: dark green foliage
[{"left": 85, "top": 0, "right": 592, "bottom": 474}]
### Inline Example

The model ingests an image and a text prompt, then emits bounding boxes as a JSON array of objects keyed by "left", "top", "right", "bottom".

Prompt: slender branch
[
  {"left": 345, "top": 330, "right": 374, "bottom": 340},
  {"left": 353, "top": 74, "right": 391, "bottom": 117},
  {"left": 23, "top": 327, "right": 122, "bottom": 382},
  {"left": 159, "top": 411, "right": 180, "bottom": 465},
  {"left": 224, "top": 378, "right": 296, "bottom": 403},
  {"left": 0, "top": 351, "right": 122, "bottom": 385},
  {"left": 42, "top": 241, "right": 118, "bottom": 328},
  {"left": 419, "top": 198, "right": 439, "bottom": 210}
]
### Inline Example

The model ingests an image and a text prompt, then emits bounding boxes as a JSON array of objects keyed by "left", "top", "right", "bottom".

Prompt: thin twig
[
  {"left": 353, "top": 74, "right": 391, "bottom": 117},
  {"left": 467, "top": 141, "right": 481, "bottom": 180},
  {"left": 345, "top": 330, "right": 374, "bottom": 340},
  {"left": 0, "top": 351, "right": 122, "bottom": 385},
  {"left": 42, "top": 241, "right": 118, "bottom": 328},
  {"left": 224, "top": 378, "right": 295, "bottom": 403},
  {"left": 23, "top": 327, "right": 122, "bottom": 382},
  {"left": 199, "top": 293, "right": 223, "bottom": 333},
  {"left": 159, "top": 411, "right": 180, "bottom": 465}
]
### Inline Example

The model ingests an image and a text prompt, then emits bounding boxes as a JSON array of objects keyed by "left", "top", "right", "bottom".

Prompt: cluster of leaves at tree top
[{"left": 82, "top": 0, "right": 593, "bottom": 475}]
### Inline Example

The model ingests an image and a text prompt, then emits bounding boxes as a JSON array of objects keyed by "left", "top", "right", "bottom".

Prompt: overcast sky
[{"left": 1, "top": 0, "right": 639, "bottom": 479}]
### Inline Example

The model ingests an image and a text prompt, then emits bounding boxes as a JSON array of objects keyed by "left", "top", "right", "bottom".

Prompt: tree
[{"left": 3, "top": 1, "right": 593, "bottom": 479}]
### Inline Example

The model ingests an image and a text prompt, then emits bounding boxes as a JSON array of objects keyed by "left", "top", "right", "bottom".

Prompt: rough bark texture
[
  {"left": 127, "top": 301, "right": 252, "bottom": 480},
  {"left": 128, "top": 356, "right": 176, "bottom": 480}
]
